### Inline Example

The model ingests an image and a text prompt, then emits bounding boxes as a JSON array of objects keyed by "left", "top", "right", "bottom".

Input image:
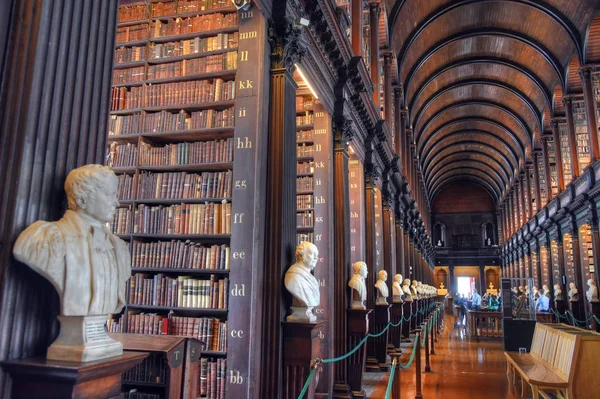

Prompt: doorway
[{"left": 457, "top": 276, "right": 475, "bottom": 296}]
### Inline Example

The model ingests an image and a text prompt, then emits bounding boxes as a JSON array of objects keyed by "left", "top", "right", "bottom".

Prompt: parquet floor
[{"left": 365, "top": 316, "right": 525, "bottom": 398}]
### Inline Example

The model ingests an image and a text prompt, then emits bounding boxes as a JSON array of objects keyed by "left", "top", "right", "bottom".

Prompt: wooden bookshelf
[
  {"left": 349, "top": 152, "right": 365, "bottom": 263},
  {"left": 578, "top": 224, "right": 595, "bottom": 282},
  {"left": 559, "top": 123, "right": 573, "bottom": 183},
  {"left": 295, "top": 94, "right": 315, "bottom": 244},
  {"left": 573, "top": 99, "right": 591, "bottom": 171},
  {"left": 531, "top": 251, "right": 539, "bottom": 287},
  {"left": 546, "top": 138, "right": 559, "bottom": 196},
  {"left": 537, "top": 155, "right": 548, "bottom": 206},
  {"left": 374, "top": 187, "right": 384, "bottom": 271},
  {"left": 551, "top": 239, "right": 561, "bottom": 286},
  {"left": 540, "top": 245, "right": 551, "bottom": 289},
  {"left": 563, "top": 233, "right": 575, "bottom": 287}
]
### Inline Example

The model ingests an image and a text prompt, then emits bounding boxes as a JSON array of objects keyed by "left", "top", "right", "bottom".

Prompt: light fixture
[{"left": 295, "top": 64, "right": 319, "bottom": 99}]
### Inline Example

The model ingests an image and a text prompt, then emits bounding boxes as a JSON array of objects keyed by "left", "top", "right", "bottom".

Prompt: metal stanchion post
[
  {"left": 415, "top": 328, "right": 423, "bottom": 399},
  {"left": 424, "top": 319, "right": 431, "bottom": 372},
  {"left": 391, "top": 353, "right": 402, "bottom": 399},
  {"left": 430, "top": 316, "right": 436, "bottom": 355}
]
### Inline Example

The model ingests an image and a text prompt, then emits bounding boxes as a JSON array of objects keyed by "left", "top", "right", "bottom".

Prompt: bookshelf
[
  {"left": 573, "top": 100, "right": 591, "bottom": 171},
  {"left": 295, "top": 94, "right": 315, "bottom": 244},
  {"left": 563, "top": 233, "right": 575, "bottom": 287},
  {"left": 531, "top": 252, "right": 538, "bottom": 287},
  {"left": 349, "top": 152, "right": 366, "bottom": 263},
  {"left": 546, "top": 138, "right": 559, "bottom": 196},
  {"left": 578, "top": 224, "right": 595, "bottom": 282},
  {"left": 592, "top": 73, "right": 600, "bottom": 147},
  {"left": 540, "top": 245, "right": 550, "bottom": 289},
  {"left": 537, "top": 155, "right": 548, "bottom": 207},
  {"left": 551, "top": 240, "right": 561, "bottom": 289},
  {"left": 362, "top": 8, "right": 370, "bottom": 73},
  {"left": 374, "top": 188, "right": 384, "bottom": 272},
  {"left": 558, "top": 123, "right": 573, "bottom": 183},
  {"left": 108, "top": 2, "right": 266, "bottom": 398}
]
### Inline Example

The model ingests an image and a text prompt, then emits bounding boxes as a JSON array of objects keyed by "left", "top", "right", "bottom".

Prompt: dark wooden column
[
  {"left": 332, "top": 113, "right": 353, "bottom": 398},
  {"left": 403, "top": 217, "right": 411, "bottom": 279},
  {"left": 515, "top": 182, "right": 522, "bottom": 227},
  {"left": 260, "top": 17, "right": 303, "bottom": 398},
  {"left": 551, "top": 119, "right": 566, "bottom": 192},
  {"left": 589, "top": 203, "right": 600, "bottom": 291},
  {"left": 383, "top": 52, "right": 392, "bottom": 123},
  {"left": 567, "top": 215, "right": 586, "bottom": 321},
  {"left": 519, "top": 174, "right": 527, "bottom": 225},
  {"left": 533, "top": 152, "right": 543, "bottom": 209},
  {"left": 563, "top": 97, "right": 580, "bottom": 180},
  {"left": 508, "top": 192, "right": 515, "bottom": 236},
  {"left": 541, "top": 136, "right": 554, "bottom": 201},
  {"left": 382, "top": 187, "right": 396, "bottom": 280},
  {"left": 580, "top": 66, "right": 600, "bottom": 162},
  {"left": 525, "top": 165, "right": 533, "bottom": 218},
  {"left": 0, "top": 0, "right": 118, "bottom": 394},
  {"left": 369, "top": 2, "right": 380, "bottom": 107},
  {"left": 396, "top": 211, "right": 405, "bottom": 278},
  {"left": 405, "top": 128, "right": 412, "bottom": 181},
  {"left": 351, "top": 0, "right": 363, "bottom": 56}
]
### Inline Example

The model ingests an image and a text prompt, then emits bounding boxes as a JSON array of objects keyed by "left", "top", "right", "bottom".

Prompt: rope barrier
[
  {"left": 399, "top": 333, "right": 420, "bottom": 370},
  {"left": 297, "top": 363, "right": 318, "bottom": 399},
  {"left": 384, "top": 358, "right": 397, "bottom": 399}
]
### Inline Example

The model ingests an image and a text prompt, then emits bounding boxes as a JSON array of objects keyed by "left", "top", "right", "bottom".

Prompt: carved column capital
[
  {"left": 579, "top": 65, "right": 593, "bottom": 79},
  {"left": 333, "top": 117, "right": 354, "bottom": 148},
  {"left": 268, "top": 20, "right": 307, "bottom": 70}
]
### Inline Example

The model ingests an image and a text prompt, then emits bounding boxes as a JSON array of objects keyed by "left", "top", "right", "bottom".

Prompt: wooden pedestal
[
  {"left": 282, "top": 321, "right": 325, "bottom": 399},
  {"left": 411, "top": 300, "right": 418, "bottom": 331},
  {"left": 402, "top": 301, "right": 412, "bottom": 341},
  {"left": 372, "top": 304, "right": 391, "bottom": 371},
  {"left": 347, "top": 308, "right": 372, "bottom": 398},
  {"left": 1, "top": 352, "right": 147, "bottom": 399},
  {"left": 389, "top": 302, "right": 403, "bottom": 353},
  {"left": 555, "top": 299, "right": 566, "bottom": 321},
  {"left": 591, "top": 302, "right": 600, "bottom": 332}
]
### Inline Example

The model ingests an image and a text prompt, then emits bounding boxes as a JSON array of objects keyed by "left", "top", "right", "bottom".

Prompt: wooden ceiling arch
[
  {"left": 431, "top": 176, "right": 500, "bottom": 203},
  {"left": 382, "top": 0, "right": 597, "bottom": 206}
]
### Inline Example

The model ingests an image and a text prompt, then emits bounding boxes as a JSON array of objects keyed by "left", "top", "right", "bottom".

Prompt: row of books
[
  {"left": 111, "top": 86, "right": 144, "bottom": 110},
  {"left": 114, "top": 45, "right": 146, "bottom": 64},
  {"left": 108, "top": 142, "right": 138, "bottom": 167},
  {"left": 152, "top": 0, "right": 231, "bottom": 17},
  {"left": 132, "top": 241, "right": 230, "bottom": 270},
  {"left": 118, "top": 174, "right": 135, "bottom": 200},
  {"left": 117, "top": 24, "right": 150, "bottom": 44},
  {"left": 113, "top": 66, "right": 146, "bottom": 85},
  {"left": 144, "top": 107, "right": 235, "bottom": 131},
  {"left": 132, "top": 171, "right": 233, "bottom": 200},
  {"left": 297, "top": 161, "right": 314, "bottom": 175},
  {"left": 199, "top": 357, "right": 226, "bottom": 399},
  {"left": 297, "top": 194, "right": 313, "bottom": 209},
  {"left": 148, "top": 33, "right": 238, "bottom": 59},
  {"left": 297, "top": 129, "right": 313, "bottom": 142},
  {"left": 129, "top": 273, "right": 229, "bottom": 309},
  {"left": 296, "top": 96, "right": 313, "bottom": 112},
  {"left": 146, "top": 78, "right": 236, "bottom": 107},
  {"left": 109, "top": 113, "right": 142, "bottom": 136},
  {"left": 297, "top": 113, "right": 314, "bottom": 126},
  {"left": 297, "top": 176, "right": 314, "bottom": 192},
  {"left": 138, "top": 138, "right": 234, "bottom": 165},
  {"left": 134, "top": 202, "right": 233, "bottom": 235},
  {"left": 297, "top": 211, "right": 314, "bottom": 228},
  {"left": 147, "top": 51, "right": 237, "bottom": 79},
  {"left": 150, "top": 14, "right": 238, "bottom": 39},
  {"left": 297, "top": 143, "right": 314, "bottom": 157},
  {"left": 297, "top": 232, "right": 314, "bottom": 245},
  {"left": 119, "top": 4, "right": 148, "bottom": 22},
  {"left": 123, "top": 353, "right": 167, "bottom": 384},
  {"left": 113, "top": 208, "right": 133, "bottom": 235}
]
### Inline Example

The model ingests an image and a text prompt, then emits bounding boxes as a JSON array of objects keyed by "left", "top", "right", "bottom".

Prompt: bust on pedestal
[
  {"left": 554, "top": 284, "right": 563, "bottom": 301},
  {"left": 568, "top": 283, "right": 579, "bottom": 303},
  {"left": 542, "top": 284, "right": 550, "bottom": 296},
  {"left": 13, "top": 165, "right": 131, "bottom": 362},
  {"left": 587, "top": 279, "right": 599, "bottom": 303},
  {"left": 392, "top": 274, "right": 403, "bottom": 303},
  {"left": 402, "top": 279, "right": 413, "bottom": 301},
  {"left": 411, "top": 280, "right": 418, "bottom": 298},
  {"left": 375, "top": 270, "right": 389, "bottom": 305},
  {"left": 284, "top": 242, "right": 320, "bottom": 322},
  {"left": 348, "top": 261, "right": 368, "bottom": 310},
  {"left": 437, "top": 282, "right": 447, "bottom": 296}
]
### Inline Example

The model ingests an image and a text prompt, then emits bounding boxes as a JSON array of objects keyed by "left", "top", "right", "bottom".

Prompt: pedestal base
[
  {"left": 282, "top": 321, "right": 325, "bottom": 399},
  {"left": 48, "top": 315, "right": 123, "bottom": 362},
  {"left": 1, "top": 351, "right": 147, "bottom": 399},
  {"left": 287, "top": 306, "right": 317, "bottom": 322},
  {"left": 373, "top": 304, "right": 391, "bottom": 371},
  {"left": 591, "top": 302, "right": 600, "bottom": 332},
  {"left": 402, "top": 302, "right": 412, "bottom": 341},
  {"left": 346, "top": 308, "right": 371, "bottom": 395},
  {"left": 389, "top": 302, "right": 403, "bottom": 353}
]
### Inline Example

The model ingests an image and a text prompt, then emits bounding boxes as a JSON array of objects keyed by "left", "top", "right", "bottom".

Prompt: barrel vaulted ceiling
[{"left": 382, "top": 0, "right": 599, "bottom": 205}]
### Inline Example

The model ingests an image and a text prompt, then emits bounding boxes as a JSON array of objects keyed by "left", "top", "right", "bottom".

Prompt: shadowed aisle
[{"left": 366, "top": 316, "right": 523, "bottom": 398}]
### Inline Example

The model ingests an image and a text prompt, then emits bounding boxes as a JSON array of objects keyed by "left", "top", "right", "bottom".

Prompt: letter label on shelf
[
  {"left": 230, "top": 371, "right": 244, "bottom": 384},
  {"left": 239, "top": 80, "right": 254, "bottom": 89},
  {"left": 231, "top": 330, "right": 245, "bottom": 338},
  {"left": 232, "top": 251, "right": 246, "bottom": 260},
  {"left": 240, "top": 51, "right": 249, "bottom": 61},
  {"left": 231, "top": 284, "right": 246, "bottom": 296},
  {"left": 315, "top": 196, "right": 325, "bottom": 205},
  {"left": 240, "top": 31, "right": 257, "bottom": 40},
  {"left": 237, "top": 137, "right": 252, "bottom": 149},
  {"left": 315, "top": 234, "right": 322, "bottom": 241},
  {"left": 234, "top": 213, "right": 245, "bottom": 224},
  {"left": 239, "top": 107, "right": 247, "bottom": 117},
  {"left": 235, "top": 180, "right": 247, "bottom": 190}
]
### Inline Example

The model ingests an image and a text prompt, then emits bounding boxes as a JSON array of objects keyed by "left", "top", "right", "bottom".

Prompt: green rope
[
  {"left": 297, "top": 365, "right": 317, "bottom": 399},
  {"left": 420, "top": 325, "right": 428, "bottom": 348},
  {"left": 399, "top": 333, "right": 420, "bottom": 370},
  {"left": 565, "top": 311, "right": 592, "bottom": 326},
  {"left": 384, "top": 359, "right": 397, "bottom": 399},
  {"left": 594, "top": 315, "right": 600, "bottom": 325}
]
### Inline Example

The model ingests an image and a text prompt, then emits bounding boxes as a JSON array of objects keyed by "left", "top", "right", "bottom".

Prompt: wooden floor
[{"left": 365, "top": 316, "right": 524, "bottom": 398}]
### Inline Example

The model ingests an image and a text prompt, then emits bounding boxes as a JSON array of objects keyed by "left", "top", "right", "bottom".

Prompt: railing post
[
  {"left": 424, "top": 319, "right": 431, "bottom": 372},
  {"left": 415, "top": 329, "right": 423, "bottom": 399},
  {"left": 391, "top": 353, "right": 402, "bottom": 399},
  {"left": 430, "top": 316, "right": 436, "bottom": 355}
]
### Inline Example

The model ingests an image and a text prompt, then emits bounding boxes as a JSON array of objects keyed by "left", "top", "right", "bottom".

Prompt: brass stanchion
[
  {"left": 430, "top": 316, "right": 436, "bottom": 355},
  {"left": 424, "top": 319, "right": 431, "bottom": 373},
  {"left": 415, "top": 328, "right": 423, "bottom": 399},
  {"left": 391, "top": 353, "right": 402, "bottom": 399}
]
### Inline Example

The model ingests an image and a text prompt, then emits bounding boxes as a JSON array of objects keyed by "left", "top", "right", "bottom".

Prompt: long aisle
[{"left": 367, "top": 316, "right": 521, "bottom": 398}]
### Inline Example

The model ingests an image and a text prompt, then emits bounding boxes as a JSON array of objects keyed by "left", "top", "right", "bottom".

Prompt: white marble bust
[
  {"left": 284, "top": 241, "right": 320, "bottom": 322},
  {"left": 542, "top": 284, "right": 550, "bottom": 296},
  {"left": 392, "top": 274, "right": 403, "bottom": 303},
  {"left": 416, "top": 281, "right": 424, "bottom": 296},
  {"left": 554, "top": 284, "right": 563, "bottom": 301},
  {"left": 348, "top": 261, "right": 368, "bottom": 309},
  {"left": 586, "top": 279, "right": 598, "bottom": 303},
  {"left": 375, "top": 270, "right": 389, "bottom": 305},
  {"left": 402, "top": 278, "right": 413, "bottom": 301},
  {"left": 13, "top": 164, "right": 131, "bottom": 361},
  {"left": 411, "top": 280, "right": 418, "bottom": 297},
  {"left": 568, "top": 282, "right": 579, "bottom": 302}
]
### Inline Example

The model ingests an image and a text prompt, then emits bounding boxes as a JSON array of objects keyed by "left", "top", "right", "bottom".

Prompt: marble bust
[
  {"left": 416, "top": 281, "right": 424, "bottom": 296},
  {"left": 392, "top": 274, "right": 403, "bottom": 303},
  {"left": 285, "top": 241, "right": 320, "bottom": 322},
  {"left": 440, "top": 282, "right": 445, "bottom": 289},
  {"left": 402, "top": 278, "right": 413, "bottom": 301},
  {"left": 13, "top": 164, "right": 131, "bottom": 361},
  {"left": 554, "top": 284, "right": 563, "bottom": 301},
  {"left": 489, "top": 282, "right": 494, "bottom": 290},
  {"left": 375, "top": 270, "right": 389, "bottom": 305},
  {"left": 586, "top": 279, "right": 598, "bottom": 303},
  {"left": 568, "top": 282, "right": 579, "bottom": 302},
  {"left": 348, "top": 261, "right": 368, "bottom": 309},
  {"left": 411, "top": 280, "right": 418, "bottom": 297},
  {"left": 542, "top": 284, "right": 550, "bottom": 296}
]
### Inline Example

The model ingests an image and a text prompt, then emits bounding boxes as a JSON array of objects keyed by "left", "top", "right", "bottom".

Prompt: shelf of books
[
  {"left": 529, "top": 171, "right": 537, "bottom": 215},
  {"left": 558, "top": 123, "right": 573, "bottom": 183},
  {"left": 374, "top": 188, "right": 384, "bottom": 273},
  {"left": 109, "top": 2, "right": 266, "bottom": 398},
  {"left": 530, "top": 251, "right": 538, "bottom": 287},
  {"left": 573, "top": 99, "right": 591, "bottom": 172},
  {"left": 295, "top": 93, "right": 315, "bottom": 244},
  {"left": 546, "top": 138, "right": 559, "bottom": 196},
  {"left": 563, "top": 233, "right": 575, "bottom": 287},
  {"left": 362, "top": 9, "right": 370, "bottom": 73},
  {"left": 578, "top": 224, "right": 595, "bottom": 282},
  {"left": 518, "top": 256, "right": 524, "bottom": 279},
  {"left": 536, "top": 154, "right": 548, "bottom": 207},
  {"left": 540, "top": 245, "right": 551, "bottom": 289},
  {"left": 592, "top": 72, "right": 600, "bottom": 146},
  {"left": 550, "top": 239, "right": 561, "bottom": 288},
  {"left": 349, "top": 150, "right": 366, "bottom": 263}
]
